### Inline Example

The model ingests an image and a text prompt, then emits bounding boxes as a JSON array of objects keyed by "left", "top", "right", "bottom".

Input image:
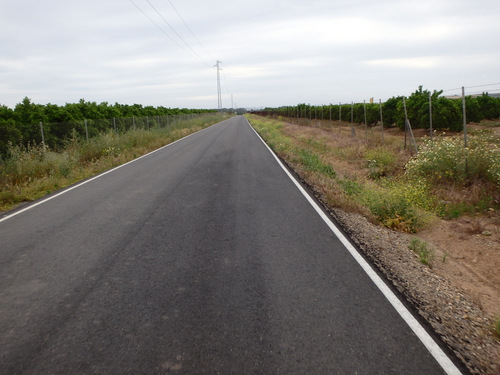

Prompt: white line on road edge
[
  {"left": 245, "top": 117, "right": 463, "bottom": 375},
  {"left": 0, "top": 122, "right": 223, "bottom": 224}
]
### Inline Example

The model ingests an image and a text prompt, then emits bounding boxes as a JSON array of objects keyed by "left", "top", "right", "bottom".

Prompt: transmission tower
[{"left": 215, "top": 60, "right": 222, "bottom": 110}]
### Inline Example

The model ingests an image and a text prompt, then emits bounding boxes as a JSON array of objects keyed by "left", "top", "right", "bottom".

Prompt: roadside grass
[
  {"left": 408, "top": 238, "right": 435, "bottom": 267},
  {"left": 0, "top": 113, "right": 230, "bottom": 212},
  {"left": 246, "top": 114, "right": 500, "bottom": 233},
  {"left": 296, "top": 149, "right": 337, "bottom": 178},
  {"left": 365, "top": 146, "right": 398, "bottom": 179}
]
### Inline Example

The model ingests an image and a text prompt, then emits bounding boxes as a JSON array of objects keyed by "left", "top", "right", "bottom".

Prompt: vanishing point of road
[{"left": 0, "top": 116, "right": 463, "bottom": 374}]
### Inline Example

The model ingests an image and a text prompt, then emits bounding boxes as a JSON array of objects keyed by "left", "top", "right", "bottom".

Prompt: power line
[
  {"left": 443, "top": 82, "right": 500, "bottom": 93},
  {"left": 465, "top": 82, "right": 500, "bottom": 89},
  {"left": 144, "top": 0, "right": 210, "bottom": 66},
  {"left": 128, "top": 0, "right": 206, "bottom": 65},
  {"left": 166, "top": 0, "right": 214, "bottom": 62},
  {"left": 463, "top": 88, "right": 500, "bottom": 96}
]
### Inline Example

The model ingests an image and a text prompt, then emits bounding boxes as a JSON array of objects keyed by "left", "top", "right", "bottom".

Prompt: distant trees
[
  {"left": 0, "top": 97, "right": 216, "bottom": 156},
  {"left": 258, "top": 86, "right": 500, "bottom": 133}
]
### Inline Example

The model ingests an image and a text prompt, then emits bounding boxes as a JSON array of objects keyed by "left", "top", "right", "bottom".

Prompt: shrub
[
  {"left": 336, "top": 172, "right": 434, "bottom": 233},
  {"left": 405, "top": 132, "right": 500, "bottom": 186},
  {"left": 357, "top": 179, "right": 434, "bottom": 233}
]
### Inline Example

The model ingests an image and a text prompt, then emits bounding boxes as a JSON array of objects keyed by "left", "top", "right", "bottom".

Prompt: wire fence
[
  {"left": 34, "top": 112, "right": 217, "bottom": 148},
  {"left": 252, "top": 85, "right": 500, "bottom": 152}
]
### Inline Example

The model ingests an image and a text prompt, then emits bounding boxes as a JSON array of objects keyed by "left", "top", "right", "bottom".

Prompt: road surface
[{"left": 0, "top": 116, "right": 462, "bottom": 374}]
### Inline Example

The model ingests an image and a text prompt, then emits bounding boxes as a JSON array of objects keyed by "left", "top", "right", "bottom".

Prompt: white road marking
[{"left": 245, "top": 117, "right": 463, "bottom": 375}]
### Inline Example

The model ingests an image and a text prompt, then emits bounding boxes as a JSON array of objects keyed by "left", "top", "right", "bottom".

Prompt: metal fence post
[
  {"left": 429, "top": 93, "right": 433, "bottom": 139},
  {"left": 462, "top": 86, "right": 467, "bottom": 148},
  {"left": 363, "top": 100, "right": 367, "bottom": 140},
  {"left": 379, "top": 99, "right": 384, "bottom": 145},
  {"left": 462, "top": 86, "right": 469, "bottom": 176},
  {"left": 39, "top": 122, "right": 45, "bottom": 146}
]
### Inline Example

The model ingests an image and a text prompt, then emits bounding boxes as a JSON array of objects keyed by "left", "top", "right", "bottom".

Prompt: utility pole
[{"left": 215, "top": 60, "right": 222, "bottom": 110}]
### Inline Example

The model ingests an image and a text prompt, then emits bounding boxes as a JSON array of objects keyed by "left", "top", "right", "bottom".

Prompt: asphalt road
[{"left": 0, "top": 116, "right": 461, "bottom": 374}]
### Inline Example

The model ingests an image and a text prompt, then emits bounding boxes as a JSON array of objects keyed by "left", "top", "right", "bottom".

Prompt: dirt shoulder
[
  {"left": 323, "top": 202, "right": 499, "bottom": 375},
  {"left": 260, "top": 118, "right": 500, "bottom": 374}
]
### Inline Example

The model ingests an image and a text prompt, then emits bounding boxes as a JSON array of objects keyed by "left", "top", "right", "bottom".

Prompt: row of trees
[
  {"left": 255, "top": 87, "right": 500, "bottom": 132},
  {"left": 0, "top": 97, "right": 216, "bottom": 155}
]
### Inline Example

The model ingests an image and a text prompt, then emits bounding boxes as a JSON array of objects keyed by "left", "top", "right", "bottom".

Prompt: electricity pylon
[{"left": 215, "top": 60, "right": 222, "bottom": 110}]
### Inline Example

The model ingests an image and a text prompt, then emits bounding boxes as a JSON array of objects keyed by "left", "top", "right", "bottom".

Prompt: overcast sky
[{"left": 1, "top": 0, "right": 499, "bottom": 109}]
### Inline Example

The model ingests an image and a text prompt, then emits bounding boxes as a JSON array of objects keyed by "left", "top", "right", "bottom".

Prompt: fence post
[
  {"left": 338, "top": 103, "right": 341, "bottom": 134},
  {"left": 338, "top": 102, "right": 341, "bottom": 125},
  {"left": 350, "top": 101, "right": 355, "bottom": 137},
  {"left": 379, "top": 99, "right": 384, "bottom": 145},
  {"left": 363, "top": 100, "right": 367, "bottom": 140},
  {"left": 84, "top": 119, "right": 89, "bottom": 142},
  {"left": 462, "top": 86, "right": 469, "bottom": 176},
  {"left": 402, "top": 97, "right": 418, "bottom": 153},
  {"left": 429, "top": 93, "right": 433, "bottom": 139},
  {"left": 462, "top": 86, "right": 467, "bottom": 148},
  {"left": 39, "top": 122, "right": 45, "bottom": 146}
]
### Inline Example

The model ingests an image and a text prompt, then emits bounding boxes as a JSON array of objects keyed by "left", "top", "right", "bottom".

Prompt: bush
[
  {"left": 405, "top": 132, "right": 500, "bottom": 185},
  {"left": 358, "top": 179, "right": 434, "bottom": 233}
]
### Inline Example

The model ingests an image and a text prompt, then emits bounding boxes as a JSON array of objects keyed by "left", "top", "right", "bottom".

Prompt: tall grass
[{"left": 0, "top": 113, "right": 230, "bottom": 211}]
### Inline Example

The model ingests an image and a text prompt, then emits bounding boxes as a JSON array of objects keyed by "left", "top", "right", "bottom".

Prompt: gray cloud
[{"left": 1, "top": 0, "right": 499, "bottom": 109}]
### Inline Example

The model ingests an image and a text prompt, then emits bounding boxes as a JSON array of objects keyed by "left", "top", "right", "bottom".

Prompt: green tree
[
  {"left": 14, "top": 97, "right": 47, "bottom": 144},
  {"left": 0, "top": 119, "right": 22, "bottom": 156},
  {"left": 463, "top": 97, "right": 482, "bottom": 123},
  {"left": 476, "top": 94, "right": 500, "bottom": 119},
  {"left": 433, "top": 97, "right": 462, "bottom": 131},
  {"left": 382, "top": 96, "right": 402, "bottom": 127}
]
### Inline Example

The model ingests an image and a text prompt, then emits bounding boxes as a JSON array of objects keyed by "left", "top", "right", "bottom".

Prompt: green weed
[
  {"left": 358, "top": 179, "right": 435, "bottom": 233},
  {"left": 297, "top": 149, "right": 337, "bottom": 178},
  {"left": 338, "top": 178, "right": 362, "bottom": 196},
  {"left": 409, "top": 238, "right": 435, "bottom": 266}
]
